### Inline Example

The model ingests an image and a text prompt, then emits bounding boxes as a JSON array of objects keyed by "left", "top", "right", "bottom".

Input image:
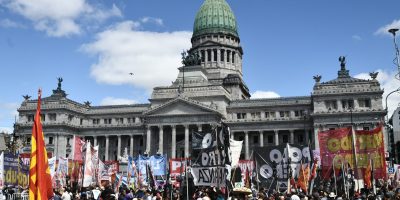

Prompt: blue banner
[{"left": 150, "top": 155, "right": 166, "bottom": 176}]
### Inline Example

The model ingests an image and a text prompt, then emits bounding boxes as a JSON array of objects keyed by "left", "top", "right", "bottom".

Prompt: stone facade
[{"left": 14, "top": 0, "right": 386, "bottom": 161}]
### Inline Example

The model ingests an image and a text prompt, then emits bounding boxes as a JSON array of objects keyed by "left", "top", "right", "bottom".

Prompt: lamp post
[
  {"left": 388, "top": 28, "right": 400, "bottom": 80},
  {"left": 385, "top": 88, "right": 400, "bottom": 164}
]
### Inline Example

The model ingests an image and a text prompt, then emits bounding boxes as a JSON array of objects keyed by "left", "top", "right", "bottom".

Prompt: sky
[{"left": 1, "top": 0, "right": 400, "bottom": 133}]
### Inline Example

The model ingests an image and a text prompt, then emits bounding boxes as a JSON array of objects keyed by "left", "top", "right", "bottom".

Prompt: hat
[
  {"left": 291, "top": 194, "right": 300, "bottom": 200},
  {"left": 328, "top": 192, "right": 336, "bottom": 198}
]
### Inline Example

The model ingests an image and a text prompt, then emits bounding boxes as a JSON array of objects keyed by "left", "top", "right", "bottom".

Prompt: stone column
[
  {"left": 130, "top": 135, "right": 134, "bottom": 156},
  {"left": 159, "top": 125, "right": 164, "bottom": 154},
  {"left": 184, "top": 125, "right": 189, "bottom": 158},
  {"left": 290, "top": 130, "right": 294, "bottom": 144},
  {"left": 117, "top": 135, "right": 121, "bottom": 159},
  {"left": 197, "top": 124, "right": 202, "bottom": 132},
  {"left": 259, "top": 131, "right": 264, "bottom": 147},
  {"left": 245, "top": 131, "right": 249, "bottom": 159},
  {"left": 105, "top": 136, "right": 109, "bottom": 161},
  {"left": 94, "top": 136, "right": 97, "bottom": 147},
  {"left": 231, "top": 131, "right": 235, "bottom": 139},
  {"left": 274, "top": 130, "right": 279, "bottom": 146},
  {"left": 146, "top": 126, "right": 151, "bottom": 153},
  {"left": 171, "top": 125, "right": 176, "bottom": 158}
]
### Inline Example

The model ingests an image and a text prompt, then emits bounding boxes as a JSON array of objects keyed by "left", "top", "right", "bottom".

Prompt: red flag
[
  {"left": 29, "top": 89, "right": 53, "bottom": 200},
  {"left": 245, "top": 166, "right": 251, "bottom": 188},
  {"left": 309, "top": 159, "right": 319, "bottom": 181},
  {"left": 364, "top": 159, "right": 372, "bottom": 189},
  {"left": 297, "top": 162, "right": 310, "bottom": 193},
  {"left": 73, "top": 135, "right": 85, "bottom": 162}
]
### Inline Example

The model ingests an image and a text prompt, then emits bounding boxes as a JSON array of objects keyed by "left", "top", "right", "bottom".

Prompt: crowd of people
[{"left": 2, "top": 178, "right": 400, "bottom": 199}]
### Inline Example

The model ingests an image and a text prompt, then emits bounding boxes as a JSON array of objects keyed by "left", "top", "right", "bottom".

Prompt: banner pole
[{"left": 332, "top": 158, "right": 337, "bottom": 195}]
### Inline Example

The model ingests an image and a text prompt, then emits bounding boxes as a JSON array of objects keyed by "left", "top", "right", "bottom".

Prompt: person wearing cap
[
  {"left": 61, "top": 188, "right": 71, "bottom": 200},
  {"left": 327, "top": 192, "right": 336, "bottom": 200}
]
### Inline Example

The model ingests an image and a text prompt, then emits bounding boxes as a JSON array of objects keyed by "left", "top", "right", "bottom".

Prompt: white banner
[
  {"left": 230, "top": 138, "right": 243, "bottom": 168},
  {"left": 48, "top": 156, "right": 57, "bottom": 179},
  {"left": 83, "top": 141, "right": 93, "bottom": 187},
  {"left": 57, "top": 157, "right": 69, "bottom": 187},
  {"left": 0, "top": 152, "right": 4, "bottom": 189},
  {"left": 191, "top": 166, "right": 227, "bottom": 187}
]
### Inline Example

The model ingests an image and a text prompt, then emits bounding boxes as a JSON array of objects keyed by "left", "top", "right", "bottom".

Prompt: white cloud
[
  {"left": 140, "top": 17, "right": 163, "bottom": 26},
  {"left": 375, "top": 19, "right": 400, "bottom": 36},
  {"left": 0, "top": 0, "right": 122, "bottom": 37},
  {"left": 250, "top": 90, "right": 281, "bottom": 99},
  {"left": 352, "top": 35, "right": 362, "bottom": 41},
  {"left": 355, "top": 70, "right": 400, "bottom": 117},
  {"left": 0, "top": 127, "right": 12, "bottom": 134},
  {"left": 0, "top": 102, "right": 19, "bottom": 134},
  {"left": 0, "top": 18, "right": 25, "bottom": 28},
  {"left": 81, "top": 20, "right": 192, "bottom": 91},
  {"left": 100, "top": 97, "right": 137, "bottom": 105}
]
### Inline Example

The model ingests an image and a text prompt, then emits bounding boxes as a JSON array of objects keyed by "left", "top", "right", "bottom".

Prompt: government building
[{"left": 15, "top": 0, "right": 386, "bottom": 161}]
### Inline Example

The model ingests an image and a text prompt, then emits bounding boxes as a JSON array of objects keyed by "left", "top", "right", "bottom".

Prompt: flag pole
[
  {"left": 372, "top": 158, "right": 376, "bottom": 195},
  {"left": 332, "top": 158, "right": 337, "bottom": 195}
]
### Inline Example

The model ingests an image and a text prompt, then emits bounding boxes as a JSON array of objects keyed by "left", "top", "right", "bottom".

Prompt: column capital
[
  {"left": 289, "top": 129, "right": 295, "bottom": 133},
  {"left": 274, "top": 129, "right": 279, "bottom": 133},
  {"left": 117, "top": 135, "right": 121, "bottom": 138},
  {"left": 159, "top": 124, "right": 164, "bottom": 129},
  {"left": 183, "top": 124, "right": 189, "bottom": 128},
  {"left": 105, "top": 135, "right": 109, "bottom": 138}
]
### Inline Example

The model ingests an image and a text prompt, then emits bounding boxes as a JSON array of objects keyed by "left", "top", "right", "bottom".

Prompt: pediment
[{"left": 144, "top": 97, "right": 221, "bottom": 117}]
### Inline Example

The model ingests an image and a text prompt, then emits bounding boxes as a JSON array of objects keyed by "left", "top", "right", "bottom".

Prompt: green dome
[{"left": 193, "top": 0, "right": 238, "bottom": 38}]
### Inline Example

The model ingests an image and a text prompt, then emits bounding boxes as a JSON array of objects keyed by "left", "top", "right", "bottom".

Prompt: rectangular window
[
  {"left": 68, "top": 115, "right": 74, "bottom": 122},
  {"left": 27, "top": 138, "right": 31, "bottom": 145},
  {"left": 341, "top": 99, "right": 354, "bottom": 109},
  {"left": 220, "top": 49, "right": 225, "bottom": 62},
  {"left": 93, "top": 119, "right": 100, "bottom": 125},
  {"left": 251, "top": 112, "right": 261, "bottom": 119},
  {"left": 268, "top": 135, "right": 273, "bottom": 144},
  {"left": 28, "top": 115, "right": 34, "bottom": 122},
  {"left": 253, "top": 135, "right": 259, "bottom": 144},
  {"left": 207, "top": 49, "right": 211, "bottom": 61},
  {"left": 67, "top": 137, "right": 70, "bottom": 145},
  {"left": 49, "top": 137, "right": 53, "bottom": 144},
  {"left": 213, "top": 49, "right": 218, "bottom": 61},
  {"left": 298, "top": 135, "right": 304, "bottom": 143},
  {"left": 40, "top": 114, "right": 45, "bottom": 121},
  {"left": 116, "top": 118, "right": 124, "bottom": 124},
  {"left": 363, "top": 126, "right": 370, "bottom": 131},
  {"left": 358, "top": 99, "right": 371, "bottom": 108},
  {"left": 49, "top": 113, "right": 57, "bottom": 121},
  {"left": 265, "top": 112, "right": 270, "bottom": 118},
  {"left": 237, "top": 113, "right": 246, "bottom": 119},
  {"left": 282, "top": 135, "right": 288, "bottom": 143},
  {"left": 232, "top": 52, "right": 235, "bottom": 63},
  {"left": 227, "top": 50, "right": 231, "bottom": 62},
  {"left": 325, "top": 100, "right": 338, "bottom": 110},
  {"left": 80, "top": 119, "right": 83, "bottom": 125},
  {"left": 295, "top": 110, "right": 305, "bottom": 117},
  {"left": 279, "top": 111, "right": 285, "bottom": 118},
  {"left": 201, "top": 50, "right": 205, "bottom": 62}
]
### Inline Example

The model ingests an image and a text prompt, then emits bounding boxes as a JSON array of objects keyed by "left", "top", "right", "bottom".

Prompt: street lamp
[{"left": 388, "top": 28, "right": 400, "bottom": 80}]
